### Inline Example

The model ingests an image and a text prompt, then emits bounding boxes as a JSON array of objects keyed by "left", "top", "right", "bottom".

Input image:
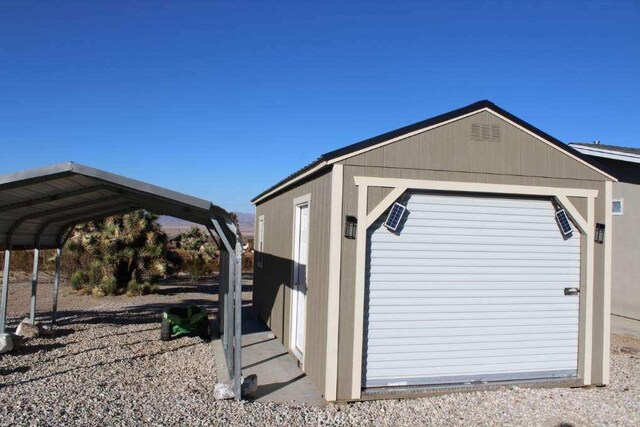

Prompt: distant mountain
[{"left": 158, "top": 212, "right": 255, "bottom": 239}]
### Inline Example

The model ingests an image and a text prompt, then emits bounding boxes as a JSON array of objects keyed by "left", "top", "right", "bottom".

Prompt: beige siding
[
  {"left": 611, "top": 182, "right": 640, "bottom": 320},
  {"left": 253, "top": 170, "right": 332, "bottom": 395},
  {"left": 336, "top": 111, "right": 611, "bottom": 400}
]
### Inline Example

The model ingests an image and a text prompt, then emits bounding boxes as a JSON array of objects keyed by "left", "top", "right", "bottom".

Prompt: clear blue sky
[{"left": 1, "top": 1, "right": 638, "bottom": 212}]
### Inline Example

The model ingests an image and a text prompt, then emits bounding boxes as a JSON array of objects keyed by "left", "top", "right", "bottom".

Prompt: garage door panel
[
  {"left": 368, "top": 303, "right": 579, "bottom": 315},
  {"left": 368, "top": 339, "right": 579, "bottom": 355},
  {"left": 369, "top": 242, "right": 580, "bottom": 253},
  {"left": 408, "top": 202, "right": 553, "bottom": 214},
  {"left": 364, "top": 193, "right": 581, "bottom": 388},
  {"left": 370, "top": 273, "right": 579, "bottom": 283},
  {"left": 369, "top": 289, "right": 576, "bottom": 298},
  {"left": 370, "top": 258, "right": 578, "bottom": 268},
  {"left": 370, "top": 282, "right": 578, "bottom": 291},
  {"left": 403, "top": 226, "right": 558, "bottom": 238},
  {"left": 370, "top": 266, "right": 579, "bottom": 276},
  {"left": 368, "top": 352, "right": 578, "bottom": 368},
  {"left": 368, "top": 316, "right": 578, "bottom": 329},
  {"left": 368, "top": 324, "right": 579, "bottom": 339},
  {"left": 405, "top": 194, "right": 557, "bottom": 208},
  {"left": 370, "top": 309, "right": 578, "bottom": 322},
  {"left": 368, "top": 347, "right": 578, "bottom": 362},
  {"left": 369, "top": 296, "right": 577, "bottom": 310},
  {"left": 371, "top": 250, "right": 580, "bottom": 261},
  {"left": 370, "top": 233, "right": 578, "bottom": 246},
  {"left": 399, "top": 212, "right": 557, "bottom": 225},
  {"left": 367, "top": 362, "right": 578, "bottom": 383},
  {"left": 367, "top": 332, "right": 579, "bottom": 347}
]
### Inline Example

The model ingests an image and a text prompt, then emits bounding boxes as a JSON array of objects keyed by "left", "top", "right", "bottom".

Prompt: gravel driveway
[{"left": 1, "top": 276, "right": 639, "bottom": 426}]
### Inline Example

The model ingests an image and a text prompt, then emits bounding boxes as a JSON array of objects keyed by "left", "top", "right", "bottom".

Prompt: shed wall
[
  {"left": 611, "top": 182, "right": 640, "bottom": 320},
  {"left": 253, "top": 170, "right": 332, "bottom": 395},
  {"left": 335, "top": 111, "right": 611, "bottom": 400}
]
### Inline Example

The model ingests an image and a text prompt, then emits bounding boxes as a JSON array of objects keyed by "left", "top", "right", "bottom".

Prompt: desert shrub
[
  {"left": 99, "top": 277, "right": 118, "bottom": 296},
  {"left": 127, "top": 279, "right": 158, "bottom": 296},
  {"left": 70, "top": 270, "right": 87, "bottom": 290},
  {"left": 140, "top": 282, "right": 152, "bottom": 295},
  {"left": 171, "top": 227, "right": 218, "bottom": 278},
  {"left": 87, "top": 260, "right": 103, "bottom": 286},
  {"left": 127, "top": 279, "right": 142, "bottom": 296}
]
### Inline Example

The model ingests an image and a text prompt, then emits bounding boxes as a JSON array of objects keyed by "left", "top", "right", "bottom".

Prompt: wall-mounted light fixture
[
  {"left": 595, "top": 223, "right": 605, "bottom": 244},
  {"left": 345, "top": 215, "right": 357, "bottom": 239}
]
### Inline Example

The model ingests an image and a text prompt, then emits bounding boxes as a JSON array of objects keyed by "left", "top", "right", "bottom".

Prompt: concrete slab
[
  {"left": 612, "top": 314, "right": 640, "bottom": 340},
  {"left": 213, "top": 314, "right": 325, "bottom": 405}
]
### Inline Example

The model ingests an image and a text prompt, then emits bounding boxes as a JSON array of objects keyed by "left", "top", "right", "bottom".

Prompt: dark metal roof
[
  {"left": 0, "top": 162, "right": 234, "bottom": 250},
  {"left": 571, "top": 143, "right": 640, "bottom": 156},
  {"left": 252, "top": 100, "right": 611, "bottom": 204}
]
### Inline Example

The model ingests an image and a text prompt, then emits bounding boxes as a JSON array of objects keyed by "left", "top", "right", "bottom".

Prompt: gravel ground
[{"left": 1, "top": 276, "right": 639, "bottom": 426}]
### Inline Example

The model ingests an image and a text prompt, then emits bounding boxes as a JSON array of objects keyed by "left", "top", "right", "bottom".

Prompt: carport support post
[
  {"left": 29, "top": 240, "right": 40, "bottom": 324},
  {"left": 211, "top": 217, "right": 243, "bottom": 400},
  {"left": 51, "top": 245, "right": 62, "bottom": 326},
  {"left": 0, "top": 247, "right": 11, "bottom": 333},
  {"left": 233, "top": 238, "right": 242, "bottom": 400}
]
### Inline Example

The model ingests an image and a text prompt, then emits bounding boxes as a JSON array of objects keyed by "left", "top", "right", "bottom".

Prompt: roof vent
[
  {"left": 471, "top": 124, "right": 481, "bottom": 140},
  {"left": 471, "top": 123, "right": 501, "bottom": 142},
  {"left": 491, "top": 125, "right": 500, "bottom": 141}
]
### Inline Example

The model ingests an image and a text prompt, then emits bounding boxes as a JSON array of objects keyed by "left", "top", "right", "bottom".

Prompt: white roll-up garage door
[{"left": 364, "top": 192, "right": 580, "bottom": 388}]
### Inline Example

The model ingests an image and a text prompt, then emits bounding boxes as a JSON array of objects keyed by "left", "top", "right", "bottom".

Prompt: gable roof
[
  {"left": 570, "top": 142, "right": 640, "bottom": 164},
  {"left": 252, "top": 100, "right": 615, "bottom": 204}
]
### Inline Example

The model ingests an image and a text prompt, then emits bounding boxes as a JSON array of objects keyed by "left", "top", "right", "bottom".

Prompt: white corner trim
[
  {"left": 293, "top": 193, "right": 311, "bottom": 206},
  {"left": 256, "top": 215, "right": 265, "bottom": 268},
  {"left": 350, "top": 183, "right": 368, "bottom": 400},
  {"left": 555, "top": 195, "right": 589, "bottom": 234},
  {"left": 601, "top": 181, "right": 613, "bottom": 384},
  {"left": 289, "top": 193, "right": 311, "bottom": 360},
  {"left": 571, "top": 144, "right": 640, "bottom": 165},
  {"left": 581, "top": 196, "right": 595, "bottom": 385},
  {"left": 325, "top": 164, "right": 343, "bottom": 401},
  {"left": 353, "top": 176, "right": 599, "bottom": 199},
  {"left": 350, "top": 177, "right": 599, "bottom": 395},
  {"left": 365, "top": 187, "right": 408, "bottom": 228}
]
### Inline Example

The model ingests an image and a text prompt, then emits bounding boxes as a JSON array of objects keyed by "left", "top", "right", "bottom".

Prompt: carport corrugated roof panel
[{"left": 0, "top": 162, "right": 233, "bottom": 250}]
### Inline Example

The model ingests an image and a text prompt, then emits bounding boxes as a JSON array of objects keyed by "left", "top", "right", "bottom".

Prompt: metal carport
[{"left": 0, "top": 161, "right": 244, "bottom": 399}]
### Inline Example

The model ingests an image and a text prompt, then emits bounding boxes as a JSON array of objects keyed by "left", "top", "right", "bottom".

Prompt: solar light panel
[
  {"left": 555, "top": 209, "right": 573, "bottom": 236},
  {"left": 384, "top": 202, "right": 407, "bottom": 231}
]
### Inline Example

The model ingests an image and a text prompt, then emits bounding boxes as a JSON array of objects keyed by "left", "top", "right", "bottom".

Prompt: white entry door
[{"left": 291, "top": 200, "right": 310, "bottom": 360}]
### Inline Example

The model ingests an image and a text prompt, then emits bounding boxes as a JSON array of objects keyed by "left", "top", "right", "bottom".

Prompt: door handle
[{"left": 564, "top": 287, "right": 580, "bottom": 296}]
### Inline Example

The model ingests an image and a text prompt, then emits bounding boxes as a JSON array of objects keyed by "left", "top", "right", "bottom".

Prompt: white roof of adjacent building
[{"left": 570, "top": 143, "right": 640, "bottom": 164}]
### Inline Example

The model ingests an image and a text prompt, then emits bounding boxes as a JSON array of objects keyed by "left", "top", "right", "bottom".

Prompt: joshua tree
[
  {"left": 66, "top": 210, "right": 169, "bottom": 295},
  {"left": 171, "top": 226, "right": 218, "bottom": 278}
]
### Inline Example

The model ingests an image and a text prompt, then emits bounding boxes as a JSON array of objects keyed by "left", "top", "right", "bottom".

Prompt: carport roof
[{"left": 0, "top": 162, "right": 234, "bottom": 250}]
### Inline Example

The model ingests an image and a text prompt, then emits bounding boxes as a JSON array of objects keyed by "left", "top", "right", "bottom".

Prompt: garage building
[{"left": 251, "top": 100, "right": 615, "bottom": 402}]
